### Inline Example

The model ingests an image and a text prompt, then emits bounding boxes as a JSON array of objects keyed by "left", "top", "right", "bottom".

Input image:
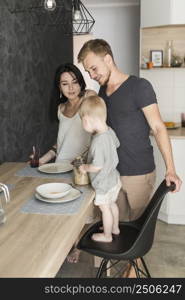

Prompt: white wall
[
  {"left": 84, "top": 1, "right": 140, "bottom": 76},
  {"left": 73, "top": 34, "right": 98, "bottom": 90}
]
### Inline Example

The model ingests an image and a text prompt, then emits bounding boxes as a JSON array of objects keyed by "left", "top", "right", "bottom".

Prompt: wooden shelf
[{"left": 140, "top": 67, "right": 185, "bottom": 70}]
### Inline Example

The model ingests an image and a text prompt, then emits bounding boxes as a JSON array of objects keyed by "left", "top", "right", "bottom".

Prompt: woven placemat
[
  {"left": 15, "top": 165, "right": 73, "bottom": 180},
  {"left": 20, "top": 185, "right": 93, "bottom": 215}
]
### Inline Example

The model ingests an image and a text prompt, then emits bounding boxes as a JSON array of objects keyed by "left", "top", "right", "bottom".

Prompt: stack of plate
[{"left": 35, "top": 182, "right": 81, "bottom": 203}]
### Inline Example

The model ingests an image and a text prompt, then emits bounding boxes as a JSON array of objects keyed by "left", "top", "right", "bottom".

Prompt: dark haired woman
[
  {"left": 39, "top": 63, "right": 91, "bottom": 164},
  {"left": 35, "top": 64, "right": 96, "bottom": 263}
]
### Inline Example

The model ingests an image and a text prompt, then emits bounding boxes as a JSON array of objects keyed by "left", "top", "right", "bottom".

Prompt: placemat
[
  {"left": 20, "top": 185, "right": 93, "bottom": 215},
  {"left": 15, "top": 165, "right": 73, "bottom": 180}
]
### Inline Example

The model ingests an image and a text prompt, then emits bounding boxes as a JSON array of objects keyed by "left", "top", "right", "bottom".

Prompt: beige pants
[{"left": 117, "top": 171, "right": 156, "bottom": 221}]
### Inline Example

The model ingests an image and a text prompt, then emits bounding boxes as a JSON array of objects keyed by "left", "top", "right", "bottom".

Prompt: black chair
[{"left": 77, "top": 180, "right": 175, "bottom": 278}]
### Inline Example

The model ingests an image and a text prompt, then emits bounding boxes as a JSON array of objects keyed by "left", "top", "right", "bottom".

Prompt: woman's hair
[
  {"left": 78, "top": 39, "right": 114, "bottom": 63},
  {"left": 50, "top": 63, "right": 86, "bottom": 122},
  {"left": 79, "top": 95, "right": 107, "bottom": 121}
]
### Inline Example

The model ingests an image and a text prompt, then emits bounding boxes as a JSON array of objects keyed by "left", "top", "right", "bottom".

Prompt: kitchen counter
[
  {"left": 150, "top": 127, "right": 185, "bottom": 139},
  {"left": 166, "top": 127, "right": 185, "bottom": 139}
]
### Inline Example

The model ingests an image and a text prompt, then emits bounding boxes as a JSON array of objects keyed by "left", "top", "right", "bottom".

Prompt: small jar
[
  {"left": 73, "top": 167, "right": 89, "bottom": 185},
  {"left": 147, "top": 61, "right": 153, "bottom": 69},
  {"left": 171, "top": 55, "right": 183, "bottom": 67}
]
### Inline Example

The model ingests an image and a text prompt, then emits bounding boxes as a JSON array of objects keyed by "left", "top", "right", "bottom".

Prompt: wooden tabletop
[{"left": 0, "top": 162, "right": 95, "bottom": 278}]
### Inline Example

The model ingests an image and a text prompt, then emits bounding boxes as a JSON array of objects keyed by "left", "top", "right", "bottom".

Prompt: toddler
[{"left": 79, "top": 95, "right": 121, "bottom": 242}]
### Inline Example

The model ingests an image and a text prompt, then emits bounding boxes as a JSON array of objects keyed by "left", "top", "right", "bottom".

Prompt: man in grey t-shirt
[
  {"left": 78, "top": 39, "right": 182, "bottom": 276},
  {"left": 78, "top": 39, "right": 181, "bottom": 220}
]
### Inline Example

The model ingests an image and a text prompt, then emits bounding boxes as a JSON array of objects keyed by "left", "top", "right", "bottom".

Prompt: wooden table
[{"left": 0, "top": 162, "right": 95, "bottom": 278}]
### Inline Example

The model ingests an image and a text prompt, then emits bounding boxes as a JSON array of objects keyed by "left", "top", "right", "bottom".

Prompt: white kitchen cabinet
[
  {"left": 150, "top": 135, "right": 185, "bottom": 224},
  {"left": 141, "top": 0, "right": 185, "bottom": 28}
]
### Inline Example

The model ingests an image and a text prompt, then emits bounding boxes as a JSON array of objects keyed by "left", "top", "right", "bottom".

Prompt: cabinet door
[
  {"left": 141, "top": 0, "right": 171, "bottom": 28},
  {"left": 171, "top": 0, "right": 185, "bottom": 24},
  {"left": 141, "top": 0, "right": 185, "bottom": 27}
]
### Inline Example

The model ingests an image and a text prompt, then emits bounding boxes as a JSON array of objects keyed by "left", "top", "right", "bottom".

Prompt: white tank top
[{"left": 56, "top": 107, "right": 91, "bottom": 162}]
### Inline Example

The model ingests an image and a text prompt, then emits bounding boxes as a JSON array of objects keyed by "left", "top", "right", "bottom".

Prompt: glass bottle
[{"left": 166, "top": 40, "right": 173, "bottom": 67}]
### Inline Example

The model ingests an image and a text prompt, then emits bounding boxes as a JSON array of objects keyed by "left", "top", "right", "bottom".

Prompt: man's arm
[{"left": 142, "top": 103, "right": 182, "bottom": 192}]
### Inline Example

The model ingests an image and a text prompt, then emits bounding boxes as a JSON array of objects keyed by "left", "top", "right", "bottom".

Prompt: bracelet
[{"left": 50, "top": 147, "right": 57, "bottom": 154}]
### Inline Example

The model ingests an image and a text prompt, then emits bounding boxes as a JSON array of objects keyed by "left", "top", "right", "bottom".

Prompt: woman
[
  {"left": 39, "top": 63, "right": 91, "bottom": 165},
  {"left": 36, "top": 64, "right": 94, "bottom": 263}
]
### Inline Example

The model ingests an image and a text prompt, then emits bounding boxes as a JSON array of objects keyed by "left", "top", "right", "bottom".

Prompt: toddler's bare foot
[
  {"left": 99, "top": 226, "right": 120, "bottom": 235},
  {"left": 67, "top": 248, "right": 80, "bottom": 263},
  {"left": 112, "top": 228, "right": 120, "bottom": 235},
  {"left": 91, "top": 233, "right": 112, "bottom": 243}
]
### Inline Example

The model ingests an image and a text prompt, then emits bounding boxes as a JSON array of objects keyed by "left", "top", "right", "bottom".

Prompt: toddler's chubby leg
[
  {"left": 91, "top": 204, "right": 113, "bottom": 243},
  {"left": 110, "top": 202, "right": 120, "bottom": 235}
]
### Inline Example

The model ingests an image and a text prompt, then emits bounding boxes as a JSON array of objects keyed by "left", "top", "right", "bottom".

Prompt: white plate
[
  {"left": 38, "top": 161, "right": 73, "bottom": 174},
  {"left": 36, "top": 182, "right": 71, "bottom": 199},
  {"left": 35, "top": 188, "right": 81, "bottom": 203}
]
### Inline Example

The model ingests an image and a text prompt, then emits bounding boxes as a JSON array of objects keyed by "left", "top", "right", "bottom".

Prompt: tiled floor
[
  {"left": 56, "top": 220, "right": 185, "bottom": 278},
  {"left": 145, "top": 220, "right": 185, "bottom": 277}
]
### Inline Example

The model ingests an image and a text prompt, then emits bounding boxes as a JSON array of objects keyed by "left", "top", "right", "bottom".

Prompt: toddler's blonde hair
[
  {"left": 82, "top": 89, "right": 97, "bottom": 98},
  {"left": 79, "top": 95, "right": 107, "bottom": 121}
]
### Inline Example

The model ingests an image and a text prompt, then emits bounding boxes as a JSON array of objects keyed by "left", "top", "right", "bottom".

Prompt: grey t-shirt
[
  {"left": 99, "top": 75, "right": 157, "bottom": 176},
  {"left": 87, "top": 127, "right": 120, "bottom": 195}
]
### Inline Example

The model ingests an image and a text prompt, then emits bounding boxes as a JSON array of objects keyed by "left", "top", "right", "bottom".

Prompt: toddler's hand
[{"left": 79, "top": 164, "right": 87, "bottom": 174}]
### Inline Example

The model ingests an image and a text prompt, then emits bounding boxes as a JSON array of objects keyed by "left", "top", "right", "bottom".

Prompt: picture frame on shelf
[{"left": 150, "top": 50, "right": 163, "bottom": 67}]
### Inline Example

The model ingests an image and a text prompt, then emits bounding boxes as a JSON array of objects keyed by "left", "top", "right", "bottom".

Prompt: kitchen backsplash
[{"left": 141, "top": 26, "right": 185, "bottom": 64}]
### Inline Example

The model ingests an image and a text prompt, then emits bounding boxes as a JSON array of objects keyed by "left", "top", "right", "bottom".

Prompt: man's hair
[
  {"left": 79, "top": 95, "right": 107, "bottom": 121},
  {"left": 78, "top": 39, "right": 114, "bottom": 63}
]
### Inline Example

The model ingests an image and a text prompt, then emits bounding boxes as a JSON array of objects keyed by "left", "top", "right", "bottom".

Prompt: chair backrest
[{"left": 128, "top": 180, "right": 175, "bottom": 259}]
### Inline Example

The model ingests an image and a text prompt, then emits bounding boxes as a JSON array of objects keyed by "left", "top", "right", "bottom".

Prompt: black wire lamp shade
[{"left": 72, "top": 0, "right": 95, "bottom": 35}]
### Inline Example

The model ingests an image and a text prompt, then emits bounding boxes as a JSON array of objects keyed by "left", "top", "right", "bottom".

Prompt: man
[{"left": 77, "top": 39, "right": 182, "bottom": 276}]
